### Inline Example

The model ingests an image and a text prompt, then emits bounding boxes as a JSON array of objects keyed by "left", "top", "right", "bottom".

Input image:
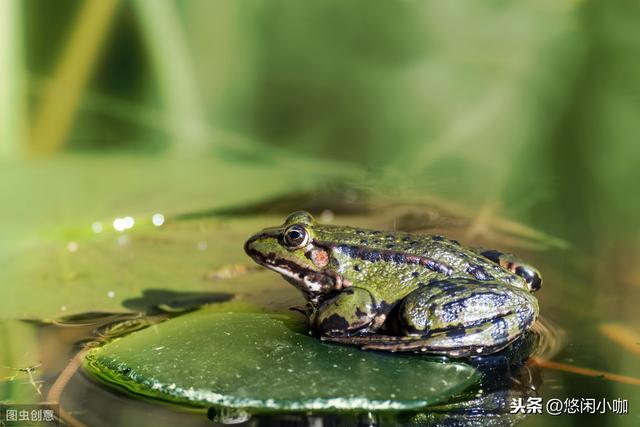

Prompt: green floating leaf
[{"left": 84, "top": 311, "right": 480, "bottom": 413}]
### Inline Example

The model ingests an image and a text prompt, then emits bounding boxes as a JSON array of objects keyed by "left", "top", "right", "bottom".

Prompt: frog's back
[{"left": 314, "top": 224, "right": 525, "bottom": 288}]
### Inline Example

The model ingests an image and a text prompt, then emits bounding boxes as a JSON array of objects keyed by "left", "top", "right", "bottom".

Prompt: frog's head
[{"left": 244, "top": 211, "right": 338, "bottom": 299}]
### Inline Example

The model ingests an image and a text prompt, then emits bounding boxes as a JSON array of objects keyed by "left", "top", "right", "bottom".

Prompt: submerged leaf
[{"left": 84, "top": 311, "right": 480, "bottom": 412}]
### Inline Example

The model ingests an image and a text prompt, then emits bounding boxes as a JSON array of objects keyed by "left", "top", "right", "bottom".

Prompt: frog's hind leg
[
  {"left": 324, "top": 278, "right": 538, "bottom": 357},
  {"left": 401, "top": 279, "right": 538, "bottom": 356},
  {"left": 477, "top": 249, "right": 542, "bottom": 292}
]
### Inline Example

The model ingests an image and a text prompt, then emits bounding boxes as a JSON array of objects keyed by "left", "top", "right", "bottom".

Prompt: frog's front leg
[
  {"left": 312, "top": 287, "right": 382, "bottom": 336},
  {"left": 324, "top": 278, "right": 538, "bottom": 357},
  {"left": 476, "top": 248, "right": 542, "bottom": 292}
]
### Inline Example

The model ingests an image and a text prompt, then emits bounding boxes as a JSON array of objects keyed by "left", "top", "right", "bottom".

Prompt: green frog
[{"left": 244, "top": 211, "right": 542, "bottom": 357}]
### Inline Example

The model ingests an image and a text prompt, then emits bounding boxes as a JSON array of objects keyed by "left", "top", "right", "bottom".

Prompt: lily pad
[{"left": 84, "top": 310, "right": 480, "bottom": 412}]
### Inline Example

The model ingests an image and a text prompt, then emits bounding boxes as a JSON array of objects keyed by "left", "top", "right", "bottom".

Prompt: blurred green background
[
  {"left": 0, "top": 0, "right": 640, "bottom": 243},
  {"left": 1, "top": 0, "right": 640, "bottom": 425},
  {"left": 2, "top": 0, "right": 638, "bottom": 246}
]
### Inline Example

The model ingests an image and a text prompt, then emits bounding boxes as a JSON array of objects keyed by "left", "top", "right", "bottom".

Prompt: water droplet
[
  {"left": 123, "top": 216, "right": 135, "bottom": 229},
  {"left": 152, "top": 213, "right": 165, "bottom": 226},
  {"left": 113, "top": 216, "right": 135, "bottom": 231},
  {"left": 113, "top": 218, "right": 125, "bottom": 231}
]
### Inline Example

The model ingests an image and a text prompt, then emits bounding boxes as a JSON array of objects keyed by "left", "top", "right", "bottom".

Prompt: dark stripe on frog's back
[
  {"left": 315, "top": 226, "right": 476, "bottom": 273},
  {"left": 314, "top": 225, "right": 459, "bottom": 266},
  {"left": 328, "top": 243, "right": 453, "bottom": 275}
]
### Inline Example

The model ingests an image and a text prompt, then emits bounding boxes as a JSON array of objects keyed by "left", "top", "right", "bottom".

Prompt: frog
[{"left": 244, "top": 211, "right": 542, "bottom": 357}]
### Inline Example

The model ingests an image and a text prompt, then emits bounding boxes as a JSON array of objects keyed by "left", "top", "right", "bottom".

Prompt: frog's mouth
[{"left": 244, "top": 246, "right": 336, "bottom": 297}]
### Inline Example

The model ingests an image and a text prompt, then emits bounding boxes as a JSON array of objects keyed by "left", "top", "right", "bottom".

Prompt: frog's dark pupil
[{"left": 288, "top": 231, "right": 301, "bottom": 240}]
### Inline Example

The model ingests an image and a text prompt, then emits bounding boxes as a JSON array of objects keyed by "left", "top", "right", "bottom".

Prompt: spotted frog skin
[{"left": 244, "top": 211, "right": 542, "bottom": 357}]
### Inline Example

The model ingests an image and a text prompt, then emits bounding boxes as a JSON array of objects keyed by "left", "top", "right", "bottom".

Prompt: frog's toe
[
  {"left": 321, "top": 333, "right": 510, "bottom": 357},
  {"left": 288, "top": 305, "right": 310, "bottom": 316},
  {"left": 323, "top": 318, "right": 532, "bottom": 357},
  {"left": 403, "top": 318, "right": 526, "bottom": 357},
  {"left": 321, "top": 334, "right": 421, "bottom": 353}
]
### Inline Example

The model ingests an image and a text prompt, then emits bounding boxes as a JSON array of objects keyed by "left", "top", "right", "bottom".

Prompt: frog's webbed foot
[
  {"left": 476, "top": 248, "right": 542, "bottom": 292},
  {"left": 321, "top": 331, "right": 514, "bottom": 358}
]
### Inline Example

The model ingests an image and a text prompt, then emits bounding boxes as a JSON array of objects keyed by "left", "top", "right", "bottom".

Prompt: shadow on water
[{"left": 121, "top": 289, "right": 234, "bottom": 314}]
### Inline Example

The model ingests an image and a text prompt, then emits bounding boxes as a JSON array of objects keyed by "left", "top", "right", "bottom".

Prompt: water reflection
[{"left": 152, "top": 213, "right": 165, "bottom": 227}]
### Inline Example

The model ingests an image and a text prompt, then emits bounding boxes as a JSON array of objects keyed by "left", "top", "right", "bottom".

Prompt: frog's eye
[{"left": 283, "top": 225, "right": 309, "bottom": 249}]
